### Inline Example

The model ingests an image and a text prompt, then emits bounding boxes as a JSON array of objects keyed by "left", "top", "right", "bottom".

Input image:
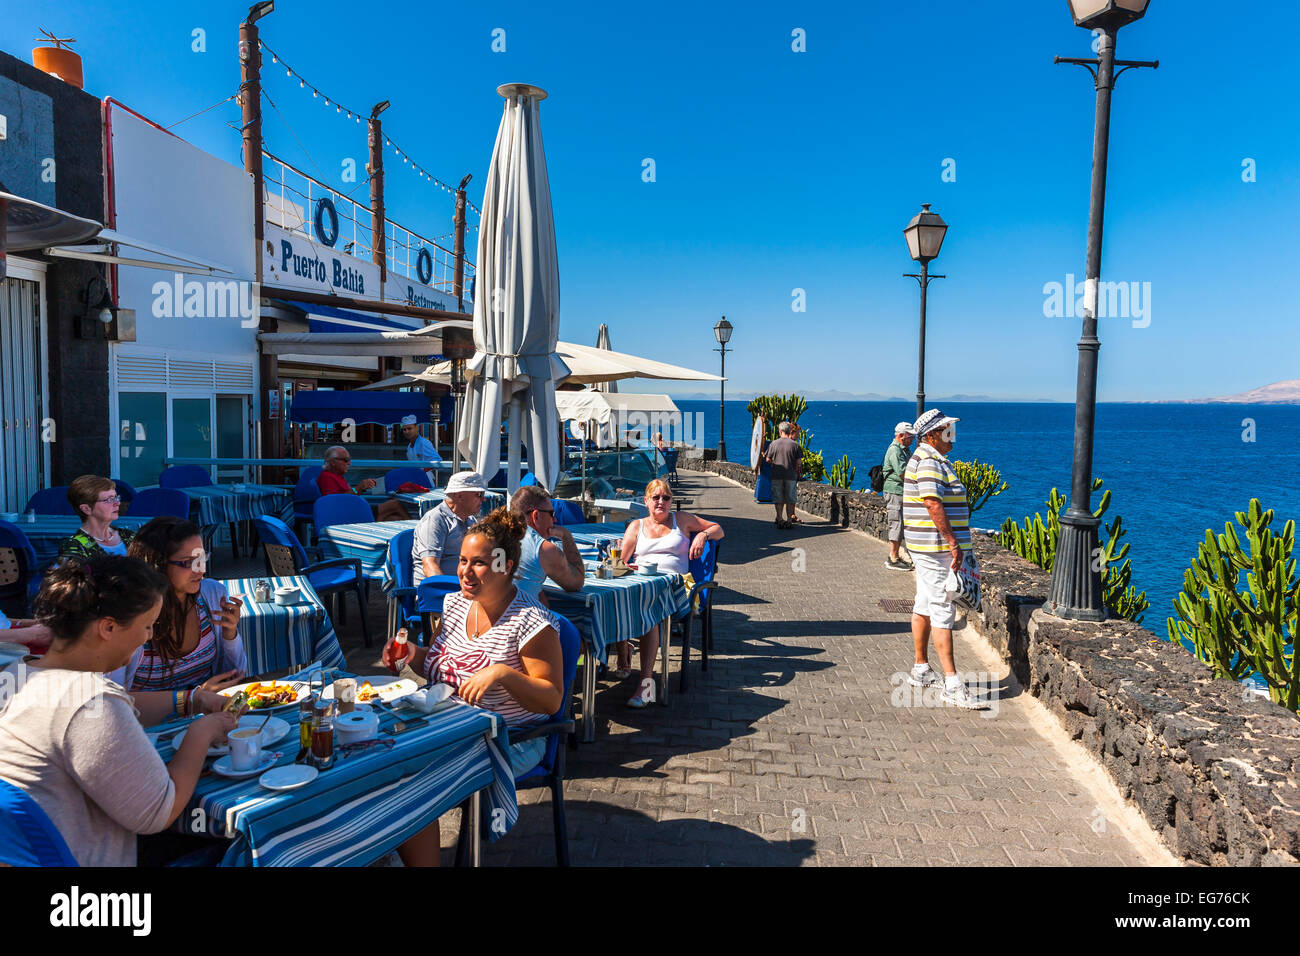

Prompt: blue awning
[
  {"left": 271, "top": 299, "right": 422, "bottom": 334},
  {"left": 288, "top": 390, "right": 431, "bottom": 425}
]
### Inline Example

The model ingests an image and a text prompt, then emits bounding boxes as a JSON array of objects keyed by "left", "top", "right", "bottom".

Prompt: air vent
[
  {"left": 115, "top": 355, "right": 167, "bottom": 389},
  {"left": 115, "top": 354, "right": 255, "bottom": 391}
]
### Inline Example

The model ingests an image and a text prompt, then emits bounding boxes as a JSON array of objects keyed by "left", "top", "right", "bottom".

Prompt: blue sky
[{"left": 8, "top": 1, "right": 1298, "bottom": 400}]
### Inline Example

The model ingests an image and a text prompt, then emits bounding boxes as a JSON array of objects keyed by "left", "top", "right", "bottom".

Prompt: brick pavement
[{"left": 218, "top": 472, "right": 1171, "bottom": 866}]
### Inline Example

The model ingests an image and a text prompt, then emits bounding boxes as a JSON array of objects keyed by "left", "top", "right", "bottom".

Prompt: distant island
[
  {"left": 658, "top": 381, "right": 1300, "bottom": 405},
  {"left": 1195, "top": 380, "right": 1300, "bottom": 405}
]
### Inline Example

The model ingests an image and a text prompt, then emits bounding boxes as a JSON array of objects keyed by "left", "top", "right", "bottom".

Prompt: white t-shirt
[{"left": 406, "top": 435, "right": 441, "bottom": 484}]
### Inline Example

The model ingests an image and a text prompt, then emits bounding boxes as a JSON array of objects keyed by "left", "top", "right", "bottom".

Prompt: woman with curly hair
[
  {"left": 381, "top": 507, "right": 564, "bottom": 866},
  {"left": 110, "top": 516, "right": 246, "bottom": 695}
]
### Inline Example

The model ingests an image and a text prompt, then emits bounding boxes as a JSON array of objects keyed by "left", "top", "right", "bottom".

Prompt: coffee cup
[{"left": 229, "top": 727, "right": 263, "bottom": 771}]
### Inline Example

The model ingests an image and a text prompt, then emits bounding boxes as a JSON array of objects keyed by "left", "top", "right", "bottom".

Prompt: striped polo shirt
[{"left": 902, "top": 442, "right": 971, "bottom": 553}]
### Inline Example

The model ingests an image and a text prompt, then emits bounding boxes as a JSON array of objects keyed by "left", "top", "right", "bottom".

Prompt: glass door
[
  {"left": 216, "top": 394, "right": 250, "bottom": 483},
  {"left": 172, "top": 397, "right": 213, "bottom": 481},
  {"left": 118, "top": 392, "right": 168, "bottom": 490}
]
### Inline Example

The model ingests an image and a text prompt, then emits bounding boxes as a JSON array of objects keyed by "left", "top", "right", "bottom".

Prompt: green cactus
[
  {"left": 1166, "top": 499, "right": 1299, "bottom": 711},
  {"left": 952, "top": 459, "right": 1008, "bottom": 514},
  {"left": 829, "top": 454, "right": 856, "bottom": 489},
  {"left": 797, "top": 429, "right": 826, "bottom": 482},
  {"left": 747, "top": 394, "right": 808, "bottom": 440}
]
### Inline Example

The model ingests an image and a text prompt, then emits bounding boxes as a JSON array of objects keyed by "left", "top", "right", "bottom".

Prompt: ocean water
[{"left": 676, "top": 399, "right": 1300, "bottom": 630}]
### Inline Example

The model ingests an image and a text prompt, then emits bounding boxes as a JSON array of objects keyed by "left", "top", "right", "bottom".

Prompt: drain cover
[{"left": 879, "top": 599, "right": 914, "bottom": 614}]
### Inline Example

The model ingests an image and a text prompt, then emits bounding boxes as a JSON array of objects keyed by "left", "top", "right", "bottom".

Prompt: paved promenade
[{"left": 477, "top": 470, "right": 1172, "bottom": 866}]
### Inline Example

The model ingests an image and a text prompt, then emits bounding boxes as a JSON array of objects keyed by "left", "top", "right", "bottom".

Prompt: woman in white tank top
[{"left": 615, "top": 479, "right": 724, "bottom": 707}]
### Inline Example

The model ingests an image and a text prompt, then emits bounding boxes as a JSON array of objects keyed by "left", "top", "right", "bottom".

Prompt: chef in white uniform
[{"left": 401, "top": 414, "right": 440, "bottom": 485}]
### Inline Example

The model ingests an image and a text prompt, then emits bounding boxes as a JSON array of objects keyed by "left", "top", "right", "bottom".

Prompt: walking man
[
  {"left": 882, "top": 421, "right": 915, "bottom": 571},
  {"left": 903, "top": 408, "right": 982, "bottom": 709},
  {"left": 763, "top": 421, "right": 802, "bottom": 529}
]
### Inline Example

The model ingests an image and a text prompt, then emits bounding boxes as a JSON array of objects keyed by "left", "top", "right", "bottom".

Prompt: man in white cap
[
  {"left": 400, "top": 414, "right": 440, "bottom": 485},
  {"left": 412, "top": 471, "right": 486, "bottom": 584},
  {"left": 902, "top": 408, "right": 982, "bottom": 709},
  {"left": 881, "top": 420, "right": 916, "bottom": 571}
]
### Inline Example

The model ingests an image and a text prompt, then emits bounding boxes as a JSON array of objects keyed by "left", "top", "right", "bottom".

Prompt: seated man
[
  {"left": 412, "top": 471, "right": 486, "bottom": 584},
  {"left": 318, "top": 446, "right": 409, "bottom": 522},
  {"left": 509, "top": 486, "right": 586, "bottom": 603}
]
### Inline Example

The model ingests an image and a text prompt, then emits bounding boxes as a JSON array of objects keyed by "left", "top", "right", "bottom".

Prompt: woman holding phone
[{"left": 107, "top": 517, "right": 247, "bottom": 702}]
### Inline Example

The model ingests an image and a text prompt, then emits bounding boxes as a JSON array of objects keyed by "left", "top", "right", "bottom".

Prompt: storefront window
[{"left": 118, "top": 392, "right": 167, "bottom": 489}]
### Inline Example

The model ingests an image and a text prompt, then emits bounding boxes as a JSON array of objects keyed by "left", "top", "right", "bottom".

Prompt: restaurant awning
[
  {"left": 288, "top": 390, "right": 430, "bottom": 425},
  {"left": 257, "top": 319, "right": 473, "bottom": 357}
]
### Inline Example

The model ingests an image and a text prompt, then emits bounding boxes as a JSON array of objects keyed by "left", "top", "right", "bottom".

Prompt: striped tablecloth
[
  {"left": 544, "top": 565, "right": 689, "bottom": 659},
  {"left": 559, "top": 521, "right": 629, "bottom": 538},
  {"left": 392, "top": 489, "right": 506, "bottom": 518},
  {"left": 317, "top": 520, "right": 418, "bottom": 585},
  {"left": 19, "top": 515, "right": 153, "bottom": 569},
  {"left": 181, "top": 484, "right": 292, "bottom": 528},
  {"left": 151, "top": 692, "right": 516, "bottom": 866},
  {"left": 221, "top": 576, "right": 346, "bottom": 673}
]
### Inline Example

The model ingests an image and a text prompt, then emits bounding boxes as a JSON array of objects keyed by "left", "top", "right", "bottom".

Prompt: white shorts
[{"left": 912, "top": 551, "right": 956, "bottom": 629}]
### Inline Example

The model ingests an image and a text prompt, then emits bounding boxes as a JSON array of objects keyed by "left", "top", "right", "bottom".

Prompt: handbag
[{"left": 944, "top": 549, "right": 982, "bottom": 611}]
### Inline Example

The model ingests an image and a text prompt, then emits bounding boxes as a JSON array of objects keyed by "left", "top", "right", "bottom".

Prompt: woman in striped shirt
[{"left": 382, "top": 508, "right": 564, "bottom": 867}]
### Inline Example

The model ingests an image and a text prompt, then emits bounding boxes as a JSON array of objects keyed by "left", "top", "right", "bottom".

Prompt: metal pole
[
  {"left": 453, "top": 175, "right": 470, "bottom": 312},
  {"left": 916, "top": 259, "right": 928, "bottom": 421},
  {"left": 1048, "top": 26, "right": 1116, "bottom": 622},
  {"left": 717, "top": 344, "right": 727, "bottom": 462},
  {"left": 368, "top": 108, "right": 386, "bottom": 291}
]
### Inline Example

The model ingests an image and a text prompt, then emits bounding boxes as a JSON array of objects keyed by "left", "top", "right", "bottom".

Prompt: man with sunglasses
[
  {"left": 509, "top": 485, "right": 585, "bottom": 601},
  {"left": 318, "top": 446, "right": 408, "bottom": 521}
]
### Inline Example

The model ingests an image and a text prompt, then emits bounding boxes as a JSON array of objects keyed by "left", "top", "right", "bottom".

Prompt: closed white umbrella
[
  {"left": 595, "top": 324, "right": 618, "bottom": 394},
  {"left": 457, "top": 84, "right": 568, "bottom": 493}
]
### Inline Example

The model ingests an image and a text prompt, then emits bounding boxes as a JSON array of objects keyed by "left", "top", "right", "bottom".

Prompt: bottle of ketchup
[{"left": 389, "top": 628, "right": 411, "bottom": 675}]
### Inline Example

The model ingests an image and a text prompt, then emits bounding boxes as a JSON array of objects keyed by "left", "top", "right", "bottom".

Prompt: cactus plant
[
  {"left": 829, "top": 454, "right": 856, "bottom": 489},
  {"left": 1166, "top": 499, "right": 1299, "bottom": 711},
  {"left": 952, "top": 459, "right": 1008, "bottom": 514},
  {"left": 747, "top": 394, "right": 808, "bottom": 440}
]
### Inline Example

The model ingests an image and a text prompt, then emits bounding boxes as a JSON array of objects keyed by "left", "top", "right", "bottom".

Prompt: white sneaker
[
  {"left": 907, "top": 666, "right": 943, "bottom": 689},
  {"left": 627, "top": 677, "right": 656, "bottom": 708},
  {"left": 940, "top": 682, "right": 986, "bottom": 710}
]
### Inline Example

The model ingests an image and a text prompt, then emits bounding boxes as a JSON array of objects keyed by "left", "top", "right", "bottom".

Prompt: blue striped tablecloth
[
  {"left": 181, "top": 484, "right": 292, "bottom": 528},
  {"left": 544, "top": 565, "right": 689, "bottom": 659},
  {"left": 317, "top": 520, "right": 418, "bottom": 585},
  {"left": 221, "top": 576, "right": 346, "bottom": 673},
  {"left": 151, "top": 692, "right": 516, "bottom": 866},
  {"left": 392, "top": 489, "right": 506, "bottom": 518},
  {"left": 559, "top": 522, "right": 629, "bottom": 538},
  {"left": 19, "top": 515, "right": 153, "bottom": 569}
]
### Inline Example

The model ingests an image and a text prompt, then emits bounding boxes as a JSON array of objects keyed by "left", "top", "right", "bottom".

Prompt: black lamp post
[
  {"left": 713, "top": 317, "right": 733, "bottom": 461},
  {"left": 903, "top": 204, "right": 948, "bottom": 421},
  {"left": 1048, "top": 0, "right": 1157, "bottom": 621}
]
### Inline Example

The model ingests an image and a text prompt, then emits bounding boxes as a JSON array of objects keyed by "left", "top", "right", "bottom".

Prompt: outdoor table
[
  {"left": 561, "top": 522, "right": 628, "bottom": 539},
  {"left": 221, "top": 576, "right": 346, "bottom": 673},
  {"left": 19, "top": 515, "right": 153, "bottom": 569},
  {"left": 180, "top": 484, "right": 293, "bottom": 528},
  {"left": 317, "top": 519, "right": 418, "bottom": 585},
  {"left": 148, "top": 680, "right": 516, "bottom": 866},
  {"left": 392, "top": 488, "right": 507, "bottom": 518},
  {"left": 545, "top": 564, "right": 689, "bottom": 741}
]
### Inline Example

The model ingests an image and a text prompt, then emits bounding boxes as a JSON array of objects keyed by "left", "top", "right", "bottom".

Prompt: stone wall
[{"left": 684, "top": 458, "right": 1300, "bottom": 865}]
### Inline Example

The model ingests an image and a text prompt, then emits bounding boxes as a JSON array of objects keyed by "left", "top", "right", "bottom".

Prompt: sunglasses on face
[
  {"left": 534, "top": 507, "right": 554, "bottom": 515},
  {"left": 168, "top": 552, "right": 210, "bottom": 571},
  {"left": 649, "top": 494, "right": 672, "bottom": 502}
]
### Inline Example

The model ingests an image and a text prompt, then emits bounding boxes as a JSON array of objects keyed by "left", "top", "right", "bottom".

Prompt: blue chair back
[
  {"left": 313, "top": 494, "right": 373, "bottom": 531},
  {"left": 415, "top": 575, "right": 461, "bottom": 614},
  {"left": 388, "top": 528, "right": 415, "bottom": 592},
  {"left": 0, "top": 780, "right": 78, "bottom": 866},
  {"left": 384, "top": 467, "right": 430, "bottom": 493},
  {"left": 519, "top": 472, "right": 539, "bottom": 487},
  {"left": 552, "top": 499, "right": 584, "bottom": 526},
  {"left": 662, "top": 448, "right": 679, "bottom": 477},
  {"left": 517, "top": 613, "right": 581, "bottom": 782},
  {"left": 293, "top": 467, "right": 323, "bottom": 520},
  {"left": 24, "top": 487, "right": 74, "bottom": 516},
  {"left": 253, "top": 515, "right": 310, "bottom": 566},
  {"left": 159, "top": 465, "right": 212, "bottom": 489},
  {"left": 689, "top": 539, "right": 719, "bottom": 587},
  {"left": 130, "top": 488, "right": 192, "bottom": 519},
  {"left": 113, "top": 480, "right": 138, "bottom": 509},
  {"left": 0, "top": 521, "right": 39, "bottom": 617}
]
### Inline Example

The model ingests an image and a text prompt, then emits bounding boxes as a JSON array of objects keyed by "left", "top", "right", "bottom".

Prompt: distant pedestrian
[
  {"left": 903, "top": 408, "right": 982, "bottom": 709},
  {"left": 763, "top": 421, "right": 802, "bottom": 529},
  {"left": 881, "top": 422, "right": 916, "bottom": 571}
]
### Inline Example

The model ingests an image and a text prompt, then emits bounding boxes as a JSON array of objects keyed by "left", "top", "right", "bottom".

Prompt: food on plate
[
  {"left": 241, "top": 681, "right": 298, "bottom": 709},
  {"left": 357, "top": 681, "right": 379, "bottom": 702}
]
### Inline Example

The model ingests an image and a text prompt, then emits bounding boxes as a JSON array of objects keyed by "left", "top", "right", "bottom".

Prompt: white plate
[
  {"left": 259, "top": 764, "right": 318, "bottom": 791},
  {"left": 173, "top": 715, "right": 291, "bottom": 756},
  {"left": 210, "top": 751, "right": 280, "bottom": 779},
  {"left": 218, "top": 680, "right": 311, "bottom": 712},
  {"left": 325, "top": 676, "right": 419, "bottom": 706}
]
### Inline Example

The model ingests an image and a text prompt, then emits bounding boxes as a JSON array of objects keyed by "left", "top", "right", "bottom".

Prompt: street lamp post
[
  {"left": 713, "top": 317, "right": 733, "bottom": 461},
  {"left": 903, "top": 204, "right": 948, "bottom": 421},
  {"left": 1049, "top": 0, "right": 1157, "bottom": 620}
]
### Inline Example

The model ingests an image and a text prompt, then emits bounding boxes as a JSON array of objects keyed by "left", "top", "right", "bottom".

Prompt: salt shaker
[{"left": 253, "top": 579, "right": 271, "bottom": 603}]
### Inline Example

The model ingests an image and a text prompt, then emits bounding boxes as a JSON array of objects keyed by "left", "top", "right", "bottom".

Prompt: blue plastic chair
[
  {"left": 662, "top": 448, "right": 680, "bottom": 484},
  {"left": 385, "top": 529, "right": 423, "bottom": 639},
  {"left": 553, "top": 499, "right": 584, "bottom": 526},
  {"left": 415, "top": 574, "right": 462, "bottom": 642},
  {"left": 292, "top": 467, "right": 323, "bottom": 540},
  {"left": 253, "top": 515, "right": 371, "bottom": 647},
  {"left": 158, "top": 465, "right": 212, "bottom": 489},
  {"left": 384, "top": 467, "right": 431, "bottom": 494},
  {"left": 113, "top": 480, "right": 138, "bottom": 511},
  {"left": 23, "top": 487, "right": 74, "bottom": 516},
  {"left": 129, "top": 488, "right": 192, "bottom": 519},
  {"left": 519, "top": 472, "right": 540, "bottom": 487},
  {"left": 0, "top": 521, "right": 40, "bottom": 618},
  {"left": 455, "top": 612, "right": 579, "bottom": 867},
  {"left": 673, "top": 539, "right": 720, "bottom": 693},
  {"left": 313, "top": 494, "right": 374, "bottom": 532},
  {"left": 0, "top": 780, "right": 78, "bottom": 866}
]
